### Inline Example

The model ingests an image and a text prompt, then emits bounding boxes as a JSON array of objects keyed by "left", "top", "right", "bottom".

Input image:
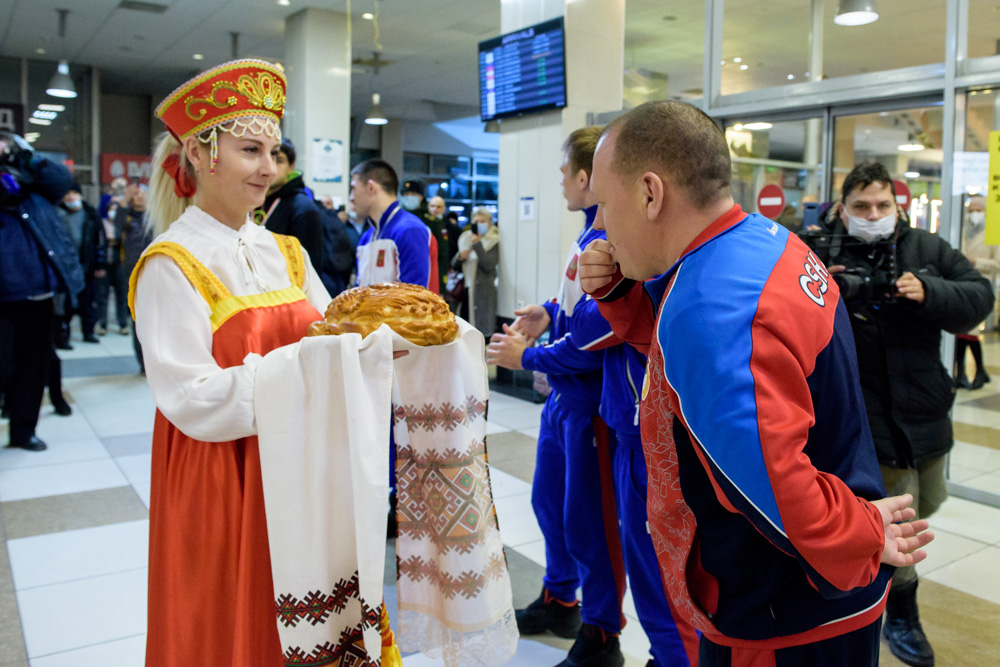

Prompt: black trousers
[{"left": 0, "top": 298, "right": 54, "bottom": 445}]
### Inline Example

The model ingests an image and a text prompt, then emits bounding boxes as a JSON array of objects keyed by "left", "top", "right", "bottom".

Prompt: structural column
[
  {"left": 284, "top": 8, "right": 352, "bottom": 205},
  {"left": 496, "top": 0, "right": 624, "bottom": 318}
]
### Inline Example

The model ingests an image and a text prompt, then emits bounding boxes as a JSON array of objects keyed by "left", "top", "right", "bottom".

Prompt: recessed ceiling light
[
  {"left": 362, "top": 12, "right": 374, "bottom": 20},
  {"left": 984, "top": 89, "right": 993, "bottom": 94},
  {"left": 740, "top": 64, "right": 749, "bottom": 70},
  {"left": 35, "top": 48, "right": 46, "bottom": 55},
  {"left": 277, "top": 0, "right": 290, "bottom": 6},
  {"left": 904, "top": 171, "right": 920, "bottom": 178},
  {"left": 29, "top": 118, "right": 52, "bottom": 126},
  {"left": 32, "top": 110, "right": 58, "bottom": 120},
  {"left": 193, "top": 53, "right": 204, "bottom": 60},
  {"left": 743, "top": 122, "right": 773, "bottom": 130},
  {"left": 38, "top": 104, "right": 65, "bottom": 112},
  {"left": 733, "top": 57, "right": 742, "bottom": 63},
  {"left": 732, "top": 123, "right": 744, "bottom": 131},
  {"left": 720, "top": 60, "right": 726, "bottom": 66},
  {"left": 898, "top": 142, "right": 925, "bottom": 152},
  {"left": 787, "top": 74, "right": 795, "bottom": 80}
]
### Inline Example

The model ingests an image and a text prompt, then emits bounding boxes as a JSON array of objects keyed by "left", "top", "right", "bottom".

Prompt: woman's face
[
  {"left": 473, "top": 214, "right": 490, "bottom": 229},
  {"left": 187, "top": 129, "right": 280, "bottom": 227}
]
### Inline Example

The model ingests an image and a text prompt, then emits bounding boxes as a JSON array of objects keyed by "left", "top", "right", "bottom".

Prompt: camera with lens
[
  {"left": 799, "top": 215, "right": 900, "bottom": 307},
  {"left": 0, "top": 132, "right": 35, "bottom": 208}
]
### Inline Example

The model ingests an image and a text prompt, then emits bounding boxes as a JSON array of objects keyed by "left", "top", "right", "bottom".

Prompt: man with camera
[
  {"left": 801, "top": 162, "right": 993, "bottom": 667},
  {"left": 0, "top": 133, "right": 84, "bottom": 451}
]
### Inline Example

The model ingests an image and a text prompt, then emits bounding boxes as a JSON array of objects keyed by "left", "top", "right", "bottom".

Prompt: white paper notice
[{"left": 312, "top": 138, "right": 344, "bottom": 183}]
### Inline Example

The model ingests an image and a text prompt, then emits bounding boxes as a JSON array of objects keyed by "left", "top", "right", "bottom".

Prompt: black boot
[
  {"left": 883, "top": 580, "right": 934, "bottom": 667},
  {"left": 555, "top": 623, "right": 625, "bottom": 667},
  {"left": 954, "top": 374, "right": 972, "bottom": 390},
  {"left": 515, "top": 587, "right": 581, "bottom": 638},
  {"left": 971, "top": 369, "right": 991, "bottom": 390}
]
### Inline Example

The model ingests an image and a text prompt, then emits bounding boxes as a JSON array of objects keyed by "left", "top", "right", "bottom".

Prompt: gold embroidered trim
[
  {"left": 185, "top": 71, "right": 286, "bottom": 121},
  {"left": 128, "top": 241, "right": 232, "bottom": 317}
]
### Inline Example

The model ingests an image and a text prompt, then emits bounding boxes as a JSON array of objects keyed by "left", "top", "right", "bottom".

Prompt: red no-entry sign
[
  {"left": 757, "top": 184, "right": 786, "bottom": 219},
  {"left": 893, "top": 179, "right": 911, "bottom": 207}
]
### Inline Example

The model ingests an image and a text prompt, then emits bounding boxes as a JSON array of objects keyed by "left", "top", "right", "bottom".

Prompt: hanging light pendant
[
  {"left": 365, "top": 93, "right": 387, "bottom": 125},
  {"left": 46, "top": 60, "right": 77, "bottom": 98},
  {"left": 834, "top": 0, "right": 879, "bottom": 26},
  {"left": 47, "top": 10, "right": 76, "bottom": 98}
]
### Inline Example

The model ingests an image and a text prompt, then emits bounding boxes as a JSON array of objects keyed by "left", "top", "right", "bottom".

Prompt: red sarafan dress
[{"left": 132, "top": 230, "right": 320, "bottom": 666}]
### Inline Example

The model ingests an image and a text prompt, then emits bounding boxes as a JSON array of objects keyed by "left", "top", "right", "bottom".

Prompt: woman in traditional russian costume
[{"left": 132, "top": 59, "right": 399, "bottom": 667}]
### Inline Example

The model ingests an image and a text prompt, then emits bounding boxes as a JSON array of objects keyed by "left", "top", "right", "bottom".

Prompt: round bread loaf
[{"left": 307, "top": 283, "right": 459, "bottom": 346}]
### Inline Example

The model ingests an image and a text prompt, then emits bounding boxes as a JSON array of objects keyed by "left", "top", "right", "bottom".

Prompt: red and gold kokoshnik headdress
[{"left": 155, "top": 59, "right": 285, "bottom": 176}]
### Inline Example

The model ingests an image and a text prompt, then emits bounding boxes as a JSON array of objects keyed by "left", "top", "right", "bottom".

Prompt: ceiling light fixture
[
  {"left": 38, "top": 103, "right": 64, "bottom": 112},
  {"left": 834, "top": 0, "right": 879, "bottom": 26},
  {"left": 904, "top": 171, "right": 920, "bottom": 178},
  {"left": 193, "top": 53, "right": 204, "bottom": 60},
  {"left": 46, "top": 10, "right": 77, "bottom": 99},
  {"left": 898, "top": 137, "right": 925, "bottom": 152},
  {"left": 365, "top": 93, "right": 388, "bottom": 125},
  {"left": 277, "top": 0, "right": 290, "bottom": 6},
  {"left": 28, "top": 118, "right": 52, "bottom": 126},
  {"left": 733, "top": 57, "right": 742, "bottom": 63},
  {"left": 739, "top": 64, "right": 749, "bottom": 71},
  {"left": 47, "top": 61, "right": 77, "bottom": 98},
  {"left": 364, "top": 6, "right": 388, "bottom": 126},
  {"left": 32, "top": 110, "right": 58, "bottom": 120},
  {"left": 743, "top": 122, "right": 773, "bottom": 130},
  {"left": 732, "top": 123, "right": 744, "bottom": 131},
  {"left": 363, "top": 12, "right": 374, "bottom": 20}
]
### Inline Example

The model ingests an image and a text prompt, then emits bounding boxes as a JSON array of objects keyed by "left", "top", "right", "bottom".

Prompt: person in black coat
[
  {"left": 57, "top": 184, "right": 106, "bottom": 344},
  {"left": 0, "top": 133, "right": 85, "bottom": 451},
  {"left": 315, "top": 195, "right": 355, "bottom": 297},
  {"left": 258, "top": 138, "right": 326, "bottom": 278},
  {"left": 801, "top": 162, "right": 993, "bottom": 667}
]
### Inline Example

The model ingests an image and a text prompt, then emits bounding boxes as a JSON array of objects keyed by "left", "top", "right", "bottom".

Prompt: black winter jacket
[
  {"left": 261, "top": 175, "right": 326, "bottom": 276},
  {"left": 803, "top": 220, "right": 994, "bottom": 467}
]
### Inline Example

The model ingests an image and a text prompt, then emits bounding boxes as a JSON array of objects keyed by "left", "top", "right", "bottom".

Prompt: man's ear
[
  {"left": 640, "top": 171, "right": 664, "bottom": 221},
  {"left": 577, "top": 168, "right": 590, "bottom": 191}
]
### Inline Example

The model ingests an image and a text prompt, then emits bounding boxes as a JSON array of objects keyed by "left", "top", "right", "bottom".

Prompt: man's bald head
[
  {"left": 604, "top": 100, "right": 731, "bottom": 209},
  {"left": 428, "top": 196, "right": 446, "bottom": 217}
]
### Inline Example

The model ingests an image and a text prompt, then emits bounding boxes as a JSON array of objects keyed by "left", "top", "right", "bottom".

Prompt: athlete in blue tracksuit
[
  {"left": 517, "top": 205, "right": 626, "bottom": 638},
  {"left": 355, "top": 199, "right": 432, "bottom": 289},
  {"left": 570, "top": 295, "right": 699, "bottom": 666}
]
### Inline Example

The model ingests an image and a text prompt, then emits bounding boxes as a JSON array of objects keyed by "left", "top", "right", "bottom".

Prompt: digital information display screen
[{"left": 479, "top": 17, "right": 567, "bottom": 122}]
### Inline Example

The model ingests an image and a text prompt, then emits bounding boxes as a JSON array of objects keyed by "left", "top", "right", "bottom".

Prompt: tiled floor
[{"left": 0, "top": 328, "right": 999, "bottom": 666}]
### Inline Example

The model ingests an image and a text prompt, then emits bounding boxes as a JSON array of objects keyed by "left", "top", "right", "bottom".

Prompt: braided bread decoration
[{"left": 307, "top": 283, "right": 459, "bottom": 346}]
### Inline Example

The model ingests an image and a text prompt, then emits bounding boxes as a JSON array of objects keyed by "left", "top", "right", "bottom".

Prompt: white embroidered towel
[
  {"left": 391, "top": 318, "right": 518, "bottom": 666},
  {"left": 255, "top": 328, "right": 394, "bottom": 665}
]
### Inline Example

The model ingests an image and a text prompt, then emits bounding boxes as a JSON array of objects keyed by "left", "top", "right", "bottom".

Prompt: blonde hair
[
  {"left": 472, "top": 207, "right": 494, "bottom": 224},
  {"left": 147, "top": 131, "right": 196, "bottom": 237}
]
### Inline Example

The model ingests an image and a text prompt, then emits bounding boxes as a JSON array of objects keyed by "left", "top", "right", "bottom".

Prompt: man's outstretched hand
[
  {"left": 873, "top": 493, "right": 934, "bottom": 567},
  {"left": 487, "top": 324, "right": 530, "bottom": 370},
  {"left": 579, "top": 239, "right": 618, "bottom": 294},
  {"left": 510, "top": 304, "right": 550, "bottom": 342}
]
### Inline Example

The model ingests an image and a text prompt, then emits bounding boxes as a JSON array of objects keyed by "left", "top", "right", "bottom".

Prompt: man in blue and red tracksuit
[
  {"left": 350, "top": 158, "right": 435, "bottom": 291},
  {"left": 488, "top": 126, "right": 627, "bottom": 667},
  {"left": 578, "top": 101, "right": 934, "bottom": 666},
  {"left": 349, "top": 158, "right": 435, "bottom": 531},
  {"left": 570, "top": 295, "right": 700, "bottom": 667}
]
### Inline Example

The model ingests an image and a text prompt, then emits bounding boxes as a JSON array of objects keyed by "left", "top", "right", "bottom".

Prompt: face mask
[
  {"left": 401, "top": 195, "right": 420, "bottom": 211},
  {"left": 476, "top": 222, "right": 490, "bottom": 235},
  {"left": 966, "top": 210, "right": 986, "bottom": 238},
  {"left": 65, "top": 198, "right": 82, "bottom": 210},
  {"left": 847, "top": 212, "right": 896, "bottom": 243}
]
